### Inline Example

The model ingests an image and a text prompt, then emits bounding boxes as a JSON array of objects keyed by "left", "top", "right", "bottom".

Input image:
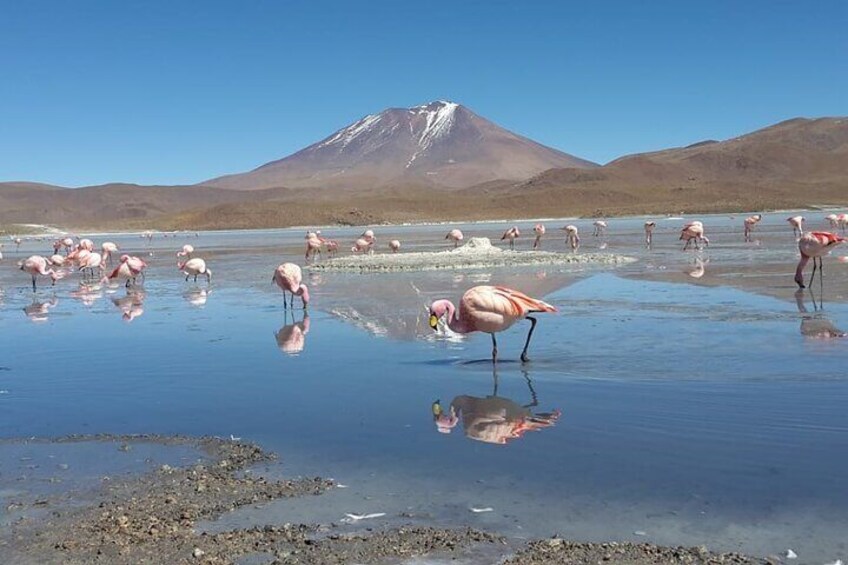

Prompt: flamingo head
[
  {"left": 428, "top": 299, "right": 454, "bottom": 330},
  {"left": 432, "top": 400, "right": 459, "bottom": 433}
]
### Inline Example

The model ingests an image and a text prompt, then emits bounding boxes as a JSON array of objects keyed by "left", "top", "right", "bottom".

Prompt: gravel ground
[{"left": 1, "top": 435, "right": 771, "bottom": 565}]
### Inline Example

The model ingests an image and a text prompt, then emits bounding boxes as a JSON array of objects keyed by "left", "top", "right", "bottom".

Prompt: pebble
[
  {"left": 785, "top": 549, "right": 797, "bottom": 559},
  {"left": 192, "top": 547, "right": 204, "bottom": 558}
]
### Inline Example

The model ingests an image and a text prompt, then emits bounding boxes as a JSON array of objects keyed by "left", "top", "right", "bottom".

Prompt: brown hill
[
  {"left": 2, "top": 117, "right": 847, "bottom": 231},
  {"left": 203, "top": 100, "right": 596, "bottom": 190}
]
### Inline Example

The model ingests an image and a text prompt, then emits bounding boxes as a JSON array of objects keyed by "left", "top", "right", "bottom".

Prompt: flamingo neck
[
  {"left": 442, "top": 301, "right": 471, "bottom": 333},
  {"left": 795, "top": 255, "right": 810, "bottom": 286}
]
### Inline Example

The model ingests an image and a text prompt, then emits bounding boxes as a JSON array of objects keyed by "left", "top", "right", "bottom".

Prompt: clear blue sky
[{"left": 1, "top": 0, "right": 845, "bottom": 187}]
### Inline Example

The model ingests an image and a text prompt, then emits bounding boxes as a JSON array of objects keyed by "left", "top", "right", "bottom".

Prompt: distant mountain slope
[{"left": 203, "top": 100, "right": 596, "bottom": 190}]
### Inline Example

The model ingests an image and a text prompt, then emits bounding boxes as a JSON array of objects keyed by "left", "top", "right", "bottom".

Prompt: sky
[{"left": 1, "top": 0, "right": 846, "bottom": 187}]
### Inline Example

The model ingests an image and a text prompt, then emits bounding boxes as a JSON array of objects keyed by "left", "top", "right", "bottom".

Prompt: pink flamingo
[
  {"left": 428, "top": 285, "right": 557, "bottom": 363},
  {"left": 837, "top": 214, "right": 848, "bottom": 233},
  {"left": 562, "top": 225, "right": 580, "bottom": 252},
  {"left": 446, "top": 229, "right": 464, "bottom": 248},
  {"left": 680, "top": 221, "right": 709, "bottom": 250},
  {"left": 325, "top": 239, "right": 340, "bottom": 256},
  {"left": 644, "top": 221, "right": 656, "bottom": 247},
  {"left": 48, "top": 254, "right": 66, "bottom": 267},
  {"left": 78, "top": 238, "right": 94, "bottom": 252},
  {"left": 13, "top": 237, "right": 22, "bottom": 251},
  {"left": 825, "top": 214, "right": 839, "bottom": 229},
  {"left": 178, "top": 258, "right": 212, "bottom": 283},
  {"left": 78, "top": 252, "right": 104, "bottom": 279},
  {"left": 20, "top": 255, "right": 62, "bottom": 291},
  {"left": 360, "top": 229, "right": 375, "bottom": 242},
  {"left": 795, "top": 231, "right": 845, "bottom": 289},
  {"left": 501, "top": 226, "right": 520, "bottom": 250},
  {"left": 592, "top": 220, "right": 607, "bottom": 237},
  {"left": 389, "top": 240, "right": 401, "bottom": 253},
  {"left": 787, "top": 215, "right": 805, "bottom": 237},
  {"left": 176, "top": 244, "right": 194, "bottom": 258},
  {"left": 743, "top": 214, "right": 762, "bottom": 241},
  {"left": 532, "top": 224, "right": 546, "bottom": 250},
  {"left": 101, "top": 242, "right": 119, "bottom": 265},
  {"left": 351, "top": 237, "right": 373, "bottom": 254},
  {"left": 103, "top": 255, "right": 147, "bottom": 287},
  {"left": 305, "top": 232, "right": 323, "bottom": 261},
  {"left": 273, "top": 263, "right": 310, "bottom": 309}
]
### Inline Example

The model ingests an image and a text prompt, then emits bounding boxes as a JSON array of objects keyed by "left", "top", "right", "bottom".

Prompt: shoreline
[
  {"left": 3, "top": 203, "right": 845, "bottom": 239},
  {"left": 0, "top": 434, "right": 767, "bottom": 565}
]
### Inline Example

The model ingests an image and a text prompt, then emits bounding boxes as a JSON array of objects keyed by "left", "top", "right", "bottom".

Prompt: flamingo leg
[
  {"left": 185, "top": 274, "right": 190, "bottom": 282},
  {"left": 819, "top": 257, "right": 824, "bottom": 295},
  {"left": 282, "top": 290, "right": 288, "bottom": 309},
  {"left": 31, "top": 275, "right": 37, "bottom": 292},
  {"left": 491, "top": 333, "right": 498, "bottom": 364},
  {"left": 520, "top": 316, "right": 538, "bottom": 363},
  {"left": 302, "top": 295, "right": 307, "bottom": 310},
  {"left": 809, "top": 257, "right": 818, "bottom": 288},
  {"left": 290, "top": 294, "right": 294, "bottom": 309},
  {"left": 194, "top": 274, "right": 198, "bottom": 282}
]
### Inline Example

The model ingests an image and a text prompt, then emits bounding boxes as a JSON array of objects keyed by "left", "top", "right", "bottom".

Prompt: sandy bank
[{"left": 307, "top": 237, "right": 635, "bottom": 273}]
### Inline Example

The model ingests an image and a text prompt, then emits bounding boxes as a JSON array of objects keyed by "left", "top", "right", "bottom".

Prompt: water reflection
[
  {"left": 183, "top": 287, "right": 211, "bottom": 307},
  {"left": 432, "top": 368, "right": 561, "bottom": 445},
  {"left": 112, "top": 290, "right": 145, "bottom": 322},
  {"left": 23, "top": 296, "right": 58, "bottom": 323},
  {"left": 685, "top": 257, "right": 708, "bottom": 279},
  {"left": 796, "top": 289, "right": 846, "bottom": 339},
  {"left": 70, "top": 282, "right": 104, "bottom": 307},
  {"left": 274, "top": 312, "right": 310, "bottom": 355}
]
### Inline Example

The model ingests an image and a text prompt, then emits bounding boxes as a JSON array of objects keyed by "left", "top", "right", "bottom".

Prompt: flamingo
[
  {"left": 103, "top": 255, "right": 147, "bottom": 287},
  {"left": 592, "top": 220, "right": 607, "bottom": 237},
  {"left": 680, "top": 221, "right": 708, "bottom": 250},
  {"left": 838, "top": 214, "right": 848, "bottom": 233},
  {"left": 446, "top": 229, "right": 464, "bottom": 248},
  {"left": 562, "top": 225, "right": 580, "bottom": 252},
  {"left": 532, "top": 224, "right": 545, "bottom": 250},
  {"left": 48, "top": 254, "right": 66, "bottom": 267},
  {"left": 825, "top": 213, "right": 840, "bottom": 229},
  {"left": 101, "top": 242, "right": 119, "bottom": 265},
  {"left": 178, "top": 258, "right": 212, "bottom": 283},
  {"left": 743, "top": 214, "right": 762, "bottom": 241},
  {"left": 795, "top": 231, "right": 845, "bottom": 289},
  {"left": 351, "top": 237, "right": 373, "bottom": 254},
  {"left": 78, "top": 238, "right": 94, "bottom": 252},
  {"left": 78, "top": 252, "right": 104, "bottom": 279},
  {"left": 501, "top": 226, "right": 520, "bottom": 250},
  {"left": 20, "top": 255, "right": 62, "bottom": 291},
  {"left": 428, "top": 286, "right": 557, "bottom": 363},
  {"left": 273, "top": 263, "right": 310, "bottom": 309},
  {"left": 325, "top": 239, "right": 340, "bottom": 256},
  {"left": 305, "top": 232, "right": 323, "bottom": 262},
  {"left": 644, "top": 221, "right": 656, "bottom": 247},
  {"left": 176, "top": 244, "right": 194, "bottom": 258},
  {"left": 360, "top": 229, "right": 375, "bottom": 244},
  {"left": 787, "top": 215, "right": 805, "bottom": 237},
  {"left": 389, "top": 240, "right": 401, "bottom": 253},
  {"left": 60, "top": 237, "right": 74, "bottom": 254}
]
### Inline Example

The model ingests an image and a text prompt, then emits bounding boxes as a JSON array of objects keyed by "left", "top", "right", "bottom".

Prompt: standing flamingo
[
  {"left": 743, "top": 214, "right": 762, "bottom": 241},
  {"left": 360, "top": 229, "right": 375, "bottom": 244},
  {"left": 102, "top": 255, "right": 147, "bottom": 287},
  {"left": 101, "top": 242, "right": 119, "bottom": 265},
  {"left": 20, "top": 256, "right": 62, "bottom": 291},
  {"left": 592, "top": 220, "right": 607, "bottom": 237},
  {"left": 501, "top": 226, "right": 520, "bottom": 250},
  {"left": 825, "top": 214, "right": 840, "bottom": 229},
  {"left": 680, "top": 221, "right": 709, "bottom": 250},
  {"left": 837, "top": 214, "right": 848, "bottom": 233},
  {"left": 532, "top": 224, "right": 546, "bottom": 250},
  {"left": 273, "top": 263, "right": 310, "bottom": 309},
  {"left": 78, "top": 252, "right": 104, "bottom": 279},
  {"left": 78, "top": 238, "right": 94, "bottom": 252},
  {"left": 795, "top": 231, "right": 845, "bottom": 289},
  {"left": 351, "top": 237, "right": 373, "bottom": 254},
  {"left": 644, "top": 221, "right": 656, "bottom": 247},
  {"left": 325, "top": 240, "right": 340, "bottom": 256},
  {"left": 178, "top": 258, "right": 212, "bottom": 283},
  {"left": 446, "top": 229, "right": 464, "bottom": 248},
  {"left": 787, "top": 215, "right": 805, "bottom": 237},
  {"left": 562, "top": 225, "right": 580, "bottom": 252},
  {"left": 428, "top": 286, "right": 557, "bottom": 363},
  {"left": 48, "top": 254, "right": 66, "bottom": 267},
  {"left": 389, "top": 240, "right": 401, "bottom": 253}
]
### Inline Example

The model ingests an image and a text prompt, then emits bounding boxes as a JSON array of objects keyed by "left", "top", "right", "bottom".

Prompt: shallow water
[{"left": 2, "top": 211, "right": 848, "bottom": 562}]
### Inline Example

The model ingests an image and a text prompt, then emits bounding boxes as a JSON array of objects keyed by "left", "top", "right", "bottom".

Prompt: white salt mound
[{"left": 307, "top": 237, "right": 635, "bottom": 273}]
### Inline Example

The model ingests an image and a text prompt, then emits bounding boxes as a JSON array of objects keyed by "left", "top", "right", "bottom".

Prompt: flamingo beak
[
  {"left": 429, "top": 314, "right": 439, "bottom": 330},
  {"left": 432, "top": 400, "right": 442, "bottom": 417}
]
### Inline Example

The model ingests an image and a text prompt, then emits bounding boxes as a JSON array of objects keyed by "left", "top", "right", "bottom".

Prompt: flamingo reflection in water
[
  {"left": 432, "top": 368, "right": 561, "bottom": 445},
  {"left": 112, "top": 290, "right": 146, "bottom": 322},
  {"left": 275, "top": 312, "right": 310, "bottom": 355},
  {"left": 184, "top": 287, "right": 211, "bottom": 307},
  {"left": 795, "top": 289, "right": 846, "bottom": 339},
  {"left": 23, "top": 296, "right": 58, "bottom": 322}
]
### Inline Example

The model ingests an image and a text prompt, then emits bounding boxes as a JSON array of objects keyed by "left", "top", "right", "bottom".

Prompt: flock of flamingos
[{"left": 2, "top": 211, "right": 847, "bottom": 362}]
